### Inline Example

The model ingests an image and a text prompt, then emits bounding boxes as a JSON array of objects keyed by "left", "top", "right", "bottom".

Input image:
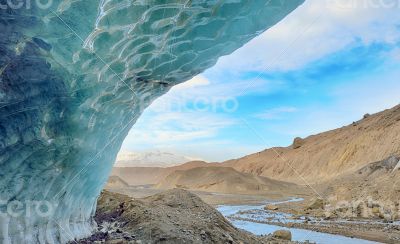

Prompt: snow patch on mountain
[{"left": 115, "top": 150, "right": 199, "bottom": 167}]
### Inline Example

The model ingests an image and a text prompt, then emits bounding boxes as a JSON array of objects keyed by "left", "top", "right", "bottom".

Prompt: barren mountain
[
  {"left": 223, "top": 104, "right": 400, "bottom": 184},
  {"left": 111, "top": 161, "right": 211, "bottom": 185},
  {"left": 155, "top": 166, "right": 301, "bottom": 195}
]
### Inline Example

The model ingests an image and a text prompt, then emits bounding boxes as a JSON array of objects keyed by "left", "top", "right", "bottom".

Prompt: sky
[{"left": 121, "top": 0, "right": 400, "bottom": 162}]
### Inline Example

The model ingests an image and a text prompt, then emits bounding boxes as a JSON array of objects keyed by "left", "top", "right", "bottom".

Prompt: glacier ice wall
[{"left": 0, "top": 0, "right": 303, "bottom": 243}]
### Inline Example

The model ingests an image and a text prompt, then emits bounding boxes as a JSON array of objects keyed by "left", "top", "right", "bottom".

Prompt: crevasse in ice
[{"left": 0, "top": 0, "right": 303, "bottom": 243}]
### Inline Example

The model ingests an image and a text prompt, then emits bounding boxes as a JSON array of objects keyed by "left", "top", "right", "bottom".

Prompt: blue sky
[{"left": 121, "top": 0, "right": 400, "bottom": 161}]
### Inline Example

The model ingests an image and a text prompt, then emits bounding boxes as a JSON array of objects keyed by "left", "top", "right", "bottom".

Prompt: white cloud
[
  {"left": 173, "top": 75, "right": 210, "bottom": 90},
  {"left": 213, "top": 0, "right": 400, "bottom": 73},
  {"left": 122, "top": 110, "right": 237, "bottom": 149},
  {"left": 167, "top": 75, "right": 274, "bottom": 100},
  {"left": 146, "top": 74, "right": 281, "bottom": 116}
]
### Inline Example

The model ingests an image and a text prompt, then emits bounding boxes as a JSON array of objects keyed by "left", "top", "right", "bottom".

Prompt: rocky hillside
[
  {"left": 156, "top": 167, "right": 301, "bottom": 195},
  {"left": 321, "top": 155, "right": 400, "bottom": 203},
  {"left": 223, "top": 104, "right": 400, "bottom": 184},
  {"left": 77, "top": 190, "right": 296, "bottom": 244}
]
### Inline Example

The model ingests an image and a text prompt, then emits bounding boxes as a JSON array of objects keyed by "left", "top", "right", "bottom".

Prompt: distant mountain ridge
[{"left": 115, "top": 150, "right": 198, "bottom": 167}]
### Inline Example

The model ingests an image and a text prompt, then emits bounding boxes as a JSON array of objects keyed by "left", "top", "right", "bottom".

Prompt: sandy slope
[
  {"left": 155, "top": 166, "right": 301, "bottom": 195},
  {"left": 222, "top": 104, "right": 400, "bottom": 184}
]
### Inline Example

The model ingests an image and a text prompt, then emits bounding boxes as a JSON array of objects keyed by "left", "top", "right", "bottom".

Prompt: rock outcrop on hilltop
[{"left": 292, "top": 137, "right": 305, "bottom": 149}]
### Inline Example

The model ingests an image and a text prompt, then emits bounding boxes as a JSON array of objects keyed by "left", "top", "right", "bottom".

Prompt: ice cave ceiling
[{"left": 0, "top": 0, "right": 304, "bottom": 243}]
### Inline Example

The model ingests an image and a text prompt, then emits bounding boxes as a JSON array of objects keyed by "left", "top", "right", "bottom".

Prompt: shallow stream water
[{"left": 216, "top": 198, "right": 381, "bottom": 244}]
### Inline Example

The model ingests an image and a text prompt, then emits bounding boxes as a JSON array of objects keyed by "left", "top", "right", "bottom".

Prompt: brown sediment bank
[
  {"left": 76, "top": 190, "right": 302, "bottom": 244},
  {"left": 228, "top": 196, "right": 400, "bottom": 244}
]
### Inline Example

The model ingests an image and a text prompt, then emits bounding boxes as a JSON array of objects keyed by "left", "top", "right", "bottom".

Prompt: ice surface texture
[{"left": 0, "top": 0, "right": 303, "bottom": 243}]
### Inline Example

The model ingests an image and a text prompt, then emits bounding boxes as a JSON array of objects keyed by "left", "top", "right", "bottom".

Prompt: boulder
[
  {"left": 324, "top": 211, "right": 337, "bottom": 219},
  {"left": 393, "top": 158, "right": 400, "bottom": 172},
  {"left": 372, "top": 207, "right": 381, "bottom": 215},
  {"left": 287, "top": 222, "right": 295, "bottom": 228},
  {"left": 272, "top": 230, "right": 292, "bottom": 241},
  {"left": 382, "top": 156, "right": 399, "bottom": 170},
  {"left": 264, "top": 204, "right": 278, "bottom": 211},
  {"left": 307, "top": 198, "right": 325, "bottom": 210},
  {"left": 226, "top": 234, "right": 233, "bottom": 243},
  {"left": 292, "top": 137, "right": 305, "bottom": 149}
]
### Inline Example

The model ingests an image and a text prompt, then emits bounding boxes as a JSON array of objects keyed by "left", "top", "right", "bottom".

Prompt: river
[{"left": 216, "top": 198, "right": 381, "bottom": 244}]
